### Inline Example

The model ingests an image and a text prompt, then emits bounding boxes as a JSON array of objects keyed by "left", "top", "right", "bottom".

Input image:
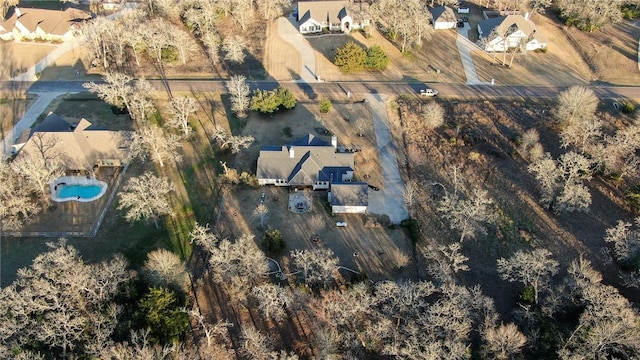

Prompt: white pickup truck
[{"left": 420, "top": 89, "right": 439, "bottom": 97}]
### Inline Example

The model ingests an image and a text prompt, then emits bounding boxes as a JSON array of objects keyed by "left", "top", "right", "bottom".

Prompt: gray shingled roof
[
  {"left": 297, "top": 0, "right": 349, "bottom": 24},
  {"left": 431, "top": 6, "right": 456, "bottom": 23},
  {"left": 329, "top": 183, "right": 368, "bottom": 207},
  {"left": 256, "top": 134, "right": 354, "bottom": 185},
  {"left": 478, "top": 15, "right": 547, "bottom": 43}
]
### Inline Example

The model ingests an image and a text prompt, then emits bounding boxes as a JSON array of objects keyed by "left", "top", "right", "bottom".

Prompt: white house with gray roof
[
  {"left": 431, "top": 6, "right": 457, "bottom": 30},
  {"left": 477, "top": 15, "right": 547, "bottom": 52},
  {"left": 296, "top": 0, "right": 370, "bottom": 34},
  {"left": 256, "top": 133, "right": 368, "bottom": 213}
]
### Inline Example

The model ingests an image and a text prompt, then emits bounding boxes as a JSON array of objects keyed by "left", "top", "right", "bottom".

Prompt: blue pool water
[{"left": 58, "top": 185, "right": 102, "bottom": 200}]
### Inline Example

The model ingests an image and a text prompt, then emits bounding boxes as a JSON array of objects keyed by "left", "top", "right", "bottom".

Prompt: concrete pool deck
[{"left": 51, "top": 176, "right": 108, "bottom": 203}]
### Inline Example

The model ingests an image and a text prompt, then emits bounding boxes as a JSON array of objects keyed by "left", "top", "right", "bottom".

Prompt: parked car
[
  {"left": 457, "top": 19, "right": 464, "bottom": 28},
  {"left": 420, "top": 88, "right": 439, "bottom": 97},
  {"left": 457, "top": 6, "right": 469, "bottom": 14},
  {"left": 336, "top": 221, "right": 348, "bottom": 227}
]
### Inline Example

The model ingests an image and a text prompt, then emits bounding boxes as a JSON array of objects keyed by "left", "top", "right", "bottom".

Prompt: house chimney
[
  {"left": 331, "top": 135, "right": 337, "bottom": 148},
  {"left": 289, "top": 147, "right": 295, "bottom": 158}
]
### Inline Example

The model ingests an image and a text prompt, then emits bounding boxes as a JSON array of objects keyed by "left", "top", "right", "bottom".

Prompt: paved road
[
  {"left": 6, "top": 80, "right": 640, "bottom": 100},
  {"left": 364, "top": 94, "right": 409, "bottom": 223}
]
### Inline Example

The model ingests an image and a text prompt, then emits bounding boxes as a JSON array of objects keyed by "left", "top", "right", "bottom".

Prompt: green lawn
[{"left": 40, "top": 93, "right": 134, "bottom": 131}]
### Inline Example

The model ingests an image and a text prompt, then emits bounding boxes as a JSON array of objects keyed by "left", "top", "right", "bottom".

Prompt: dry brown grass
[
  {"left": 263, "top": 19, "right": 302, "bottom": 80},
  {"left": 308, "top": 28, "right": 465, "bottom": 83}
]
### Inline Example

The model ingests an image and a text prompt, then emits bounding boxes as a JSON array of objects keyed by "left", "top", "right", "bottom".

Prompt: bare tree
[
  {"left": 403, "top": 181, "right": 418, "bottom": 211},
  {"left": 561, "top": 257, "right": 640, "bottom": 359},
  {"left": 253, "top": 203, "right": 269, "bottom": 229},
  {"left": 0, "top": 240, "right": 134, "bottom": 358},
  {"left": 201, "top": 32, "right": 221, "bottom": 64},
  {"left": 142, "top": 249, "right": 189, "bottom": 290},
  {"left": 189, "top": 222, "right": 220, "bottom": 253},
  {"left": 426, "top": 242, "right": 470, "bottom": 284},
  {"left": 0, "top": 162, "right": 40, "bottom": 231},
  {"left": 251, "top": 283, "right": 292, "bottom": 321},
  {"left": 131, "top": 125, "right": 183, "bottom": 167},
  {"left": 167, "top": 96, "right": 198, "bottom": 136},
  {"left": 11, "top": 154, "right": 64, "bottom": 202},
  {"left": 83, "top": 72, "right": 134, "bottom": 112},
  {"left": 168, "top": 28, "right": 199, "bottom": 65},
  {"left": 528, "top": 151, "right": 592, "bottom": 212},
  {"left": 222, "top": 35, "right": 247, "bottom": 64},
  {"left": 554, "top": 86, "right": 599, "bottom": 128},
  {"left": 127, "top": 78, "right": 156, "bottom": 122},
  {"left": 83, "top": 16, "right": 113, "bottom": 69},
  {"left": 226, "top": 75, "right": 251, "bottom": 117},
  {"left": 517, "top": 128, "right": 544, "bottom": 162},
  {"left": 241, "top": 326, "right": 272, "bottom": 360},
  {"left": 422, "top": 101, "right": 445, "bottom": 129},
  {"left": 556, "top": 0, "right": 623, "bottom": 32},
  {"left": 290, "top": 248, "right": 339, "bottom": 287},
  {"left": 482, "top": 323, "right": 527, "bottom": 360},
  {"left": 372, "top": 0, "right": 432, "bottom": 52},
  {"left": 560, "top": 114, "right": 602, "bottom": 151},
  {"left": 604, "top": 219, "right": 640, "bottom": 270},
  {"left": 117, "top": 172, "right": 174, "bottom": 229},
  {"left": 184, "top": 0, "right": 218, "bottom": 36},
  {"left": 231, "top": 0, "right": 254, "bottom": 31},
  {"left": 437, "top": 188, "right": 496, "bottom": 242},
  {"left": 497, "top": 248, "right": 559, "bottom": 304},
  {"left": 208, "top": 234, "right": 268, "bottom": 302},
  {"left": 212, "top": 125, "right": 254, "bottom": 154},
  {"left": 256, "top": 0, "right": 291, "bottom": 20},
  {"left": 100, "top": 329, "right": 184, "bottom": 360}
]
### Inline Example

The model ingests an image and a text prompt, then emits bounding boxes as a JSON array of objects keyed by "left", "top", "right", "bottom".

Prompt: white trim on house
[{"left": 299, "top": 18, "right": 322, "bottom": 34}]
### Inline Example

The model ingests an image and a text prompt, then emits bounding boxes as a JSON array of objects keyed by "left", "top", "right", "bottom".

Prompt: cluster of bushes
[
  {"left": 250, "top": 86, "right": 297, "bottom": 114},
  {"left": 334, "top": 41, "right": 390, "bottom": 73},
  {"left": 622, "top": 4, "right": 640, "bottom": 19}
]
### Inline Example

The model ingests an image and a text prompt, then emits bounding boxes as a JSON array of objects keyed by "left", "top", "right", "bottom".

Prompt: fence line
[{"left": 4, "top": 164, "right": 129, "bottom": 238}]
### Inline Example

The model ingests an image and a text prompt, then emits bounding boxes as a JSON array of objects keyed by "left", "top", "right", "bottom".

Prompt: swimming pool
[
  {"left": 58, "top": 185, "right": 102, "bottom": 199},
  {"left": 51, "top": 176, "right": 108, "bottom": 203}
]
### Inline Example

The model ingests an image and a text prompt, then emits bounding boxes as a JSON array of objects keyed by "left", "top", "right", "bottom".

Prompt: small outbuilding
[
  {"left": 328, "top": 183, "right": 368, "bottom": 214},
  {"left": 431, "top": 6, "right": 457, "bottom": 30}
]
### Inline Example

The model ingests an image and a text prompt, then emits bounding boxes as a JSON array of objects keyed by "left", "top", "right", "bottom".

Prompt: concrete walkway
[
  {"left": 277, "top": 16, "right": 318, "bottom": 83},
  {"left": 456, "top": 23, "right": 488, "bottom": 85},
  {"left": 2, "top": 92, "right": 65, "bottom": 157},
  {"left": 364, "top": 94, "right": 408, "bottom": 224}
]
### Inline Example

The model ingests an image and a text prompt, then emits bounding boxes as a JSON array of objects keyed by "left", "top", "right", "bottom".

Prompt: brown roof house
[
  {"left": 0, "top": 7, "right": 91, "bottom": 41},
  {"left": 256, "top": 133, "right": 368, "bottom": 214},
  {"left": 477, "top": 14, "right": 547, "bottom": 52},
  {"left": 12, "top": 112, "right": 132, "bottom": 170},
  {"left": 296, "top": 0, "right": 370, "bottom": 34}
]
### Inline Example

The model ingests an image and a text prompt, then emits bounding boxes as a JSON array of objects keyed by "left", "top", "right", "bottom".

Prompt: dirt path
[{"left": 365, "top": 94, "right": 408, "bottom": 223}]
